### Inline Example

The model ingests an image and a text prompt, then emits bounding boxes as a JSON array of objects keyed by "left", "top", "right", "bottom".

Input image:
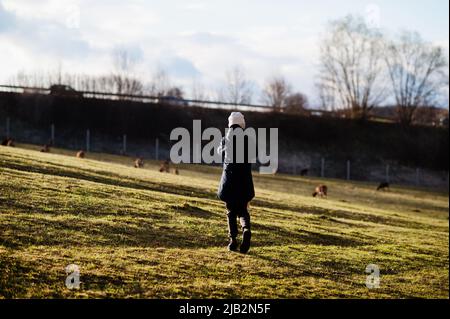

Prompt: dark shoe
[
  {"left": 228, "top": 237, "right": 238, "bottom": 251},
  {"left": 240, "top": 229, "right": 251, "bottom": 254}
]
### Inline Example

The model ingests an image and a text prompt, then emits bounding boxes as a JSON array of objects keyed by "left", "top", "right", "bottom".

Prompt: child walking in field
[{"left": 217, "top": 112, "right": 255, "bottom": 254}]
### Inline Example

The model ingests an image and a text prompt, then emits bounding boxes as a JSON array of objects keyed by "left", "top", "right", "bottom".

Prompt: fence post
[
  {"left": 321, "top": 158, "right": 325, "bottom": 178},
  {"left": 155, "top": 138, "right": 159, "bottom": 160},
  {"left": 122, "top": 134, "right": 127, "bottom": 154},
  {"left": 385, "top": 164, "right": 390, "bottom": 183},
  {"left": 86, "top": 129, "right": 90, "bottom": 152},
  {"left": 50, "top": 124, "right": 55, "bottom": 145},
  {"left": 6, "top": 117, "right": 10, "bottom": 139},
  {"left": 415, "top": 168, "right": 420, "bottom": 186},
  {"left": 346, "top": 160, "right": 351, "bottom": 180}
]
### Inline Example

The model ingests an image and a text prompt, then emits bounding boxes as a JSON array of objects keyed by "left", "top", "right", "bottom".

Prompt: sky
[{"left": 0, "top": 0, "right": 448, "bottom": 105}]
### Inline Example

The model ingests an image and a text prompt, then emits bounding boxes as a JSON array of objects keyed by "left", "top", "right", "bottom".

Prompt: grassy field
[{"left": 0, "top": 144, "right": 448, "bottom": 298}]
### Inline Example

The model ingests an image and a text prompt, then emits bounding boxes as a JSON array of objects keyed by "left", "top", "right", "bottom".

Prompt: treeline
[{"left": 7, "top": 14, "right": 448, "bottom": 126}]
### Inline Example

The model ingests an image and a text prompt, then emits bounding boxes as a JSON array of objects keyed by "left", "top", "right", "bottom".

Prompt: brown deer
[
  {"left": 377, "top": 182, "right": 390, "bottom": 191},
  {"left": 40, "top": 144, "right": 50, "bottom": 153},
  {"left": 134, "top": 158, "right": 144, "bottom": 168},
  {"left": 2, "top": 138, "right": 15, "bottom": 147},
  {"left": 159, "top": 160, "right": 170, "bottom": 173},
  {"left": 300, "top": 168, "right": 309, "bottom": 176},
  {"left": 76, "top": 150, "right": 85, "bottom": 158},
  {"left": 312, "top": 184, "right": 328, "bottom": 198}
]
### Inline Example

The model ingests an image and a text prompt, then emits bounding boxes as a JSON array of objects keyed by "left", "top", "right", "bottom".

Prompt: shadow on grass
[
  {"left": 1, "top": 197, "right": 171, "bottom": 222},
  {"left": 1, "top": 160, "right": 217, "bottom": 201},
  {"left": 252, "top": 222, "right": 368, "bottom": 247},
  {"left": 252, "top": 199, "right": 445, "bottom": 232},
  {"left": 0, "top": 213, "right": 227, "bottom": 249},
  {"left": 248, "top": 251, "right": 358, "bottom": 287},
  {"left": 1, "top": 210, "right": 366, "bottom": 251},
  {"left": 0, "top": 255, "right": 63, "bottom": 298},
  {"left": 169, "top": 203, "right": 215, "bottom": 219}
]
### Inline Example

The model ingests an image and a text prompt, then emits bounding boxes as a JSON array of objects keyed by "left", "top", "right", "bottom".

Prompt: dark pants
[{"left": 226, "top": 202, "right": 251, "bottom": 238}]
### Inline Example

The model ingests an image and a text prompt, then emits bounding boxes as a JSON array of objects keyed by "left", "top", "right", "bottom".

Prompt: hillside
[{"left": 0, "top": 145, "right": 448, "bottom": 298}]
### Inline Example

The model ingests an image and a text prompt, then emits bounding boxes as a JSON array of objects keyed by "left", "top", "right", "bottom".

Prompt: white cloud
[
  {"left": 181, "top": 1, "right": 207, "bottom": 11},
  {"left": 3, "top": 0, "right": 80, "bottom": 27}
]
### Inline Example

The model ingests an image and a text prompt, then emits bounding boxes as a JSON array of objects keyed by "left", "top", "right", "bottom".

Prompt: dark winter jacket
[{"left": 217, "top": 125, "right": 255, "bottom": 204}]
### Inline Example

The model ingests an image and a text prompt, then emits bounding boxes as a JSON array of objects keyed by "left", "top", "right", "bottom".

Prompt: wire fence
[
  {"left": 1, "top": 116, "right": 448, "bottom": 191},
  {"left": 278, "top": 153, "right": 448, "bottom": 189}
]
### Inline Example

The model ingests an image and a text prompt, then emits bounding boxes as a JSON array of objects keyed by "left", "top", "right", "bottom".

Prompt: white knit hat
[{"left": 228, "top": 112, "right": 246, "bottom": 129}]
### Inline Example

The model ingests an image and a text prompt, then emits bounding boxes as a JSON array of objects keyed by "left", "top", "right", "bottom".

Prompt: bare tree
[
  {"left": 113, "top": 49, "right": 137, "bottom": 75},
  {"left": 285, "top": 92, "right": 309, "bottom": 115},
  {"left": 8, "top": 68, "right": 140, "bottom": 97},
  {"left": 166, "top": 87, "right": 184, "bottom": 99},
  {"left": 190, "top": 78, "right": 208, "bottom": 101},
  {"left": 384, "top": 31, "right": 448, "bottom": 125},
  {"left": 9, "top": 69, "right": 65, "bottom": 88},
  {"left": 261, "top": 76, "right": 292, "bottom": 111},
  {"left": 189, "top": 78, "right": 210, "bottom": 107},
  {"left": 221, "top": 66, "right": 254, "bottom": 105},
  {"left": 316, "top": 82, "right": 337, "bottom": 111},
  {"left": 112, "top": 48, "right": 143, "bottom": 96},
  {"left": 8, "top": 70, "right": 34, "bottom": 87},
  {"left": 318, "top": 15, "right": 386, "bottom": 119},
  {"left": 147, "top": 67, "right": 171, "bottom": 97}
]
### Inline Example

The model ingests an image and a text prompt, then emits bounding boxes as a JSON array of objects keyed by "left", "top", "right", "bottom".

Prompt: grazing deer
[
  {"left": 2, "top": 138, "right": 15, "bottom": 147},
  {"left": 76, "top": 150, "right": 85, "bottom": 158},
  {"left": 159, "top": 160, "right": 170, "bottom": 173},
  {"left": 134, "top": 158, "right": 144, "bottom": 168},
  {"left": 312, "top": 184, "right": 328, "bottom": 198},
  {"left": 6, "top": 139, "right": 14, "bottom": 147},
  {"left": 40, "top": 144, "right": 50, "bottom": 153},
  {"left": 377, "top": 182, "right": 390, "bottom": 191}
]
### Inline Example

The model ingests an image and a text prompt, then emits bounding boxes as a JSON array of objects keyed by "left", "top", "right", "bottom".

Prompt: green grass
[{"left": 0, "top": 144, "right": 448, "bottom": 298}]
